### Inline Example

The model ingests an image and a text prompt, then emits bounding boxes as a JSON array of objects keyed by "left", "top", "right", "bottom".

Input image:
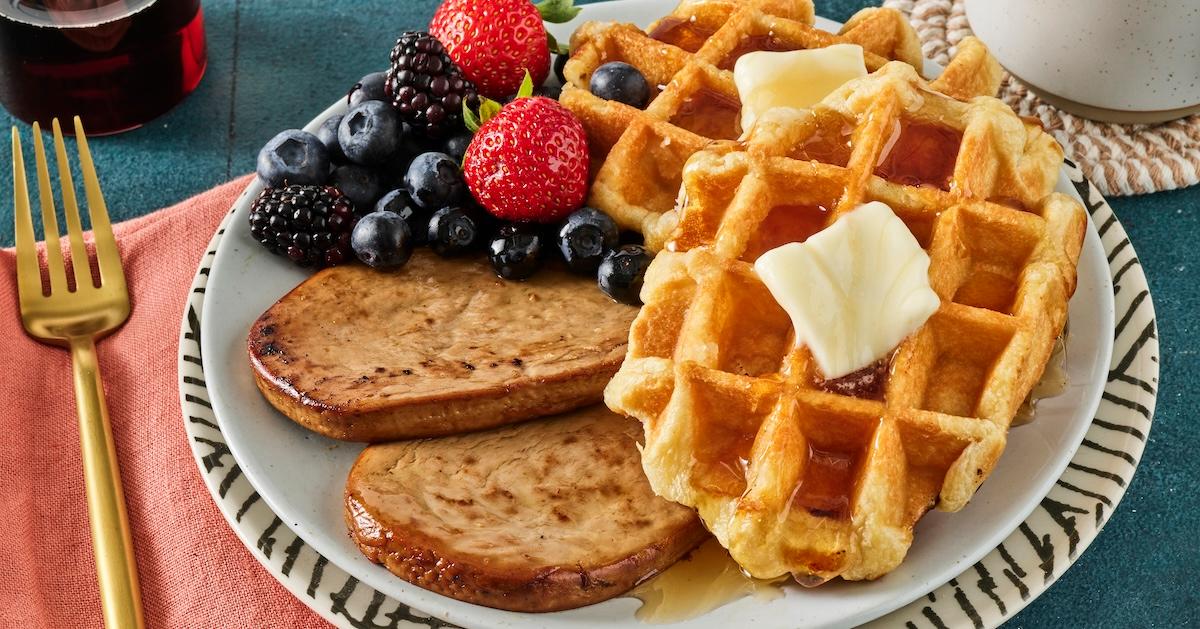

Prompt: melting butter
[
  {"left": 754, "top": 201, "right": 940, "bottom": 379},
  {"left": 630, "top": 539, "right": 784, "bottom": 624},
  {"left": 733, "top": 44, "right": 866, "bottom": 133}
]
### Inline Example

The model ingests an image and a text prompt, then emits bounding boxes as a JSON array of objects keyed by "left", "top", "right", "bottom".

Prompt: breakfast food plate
[{"left": 178, "top": 0, "right": 1159, "bottom": 627}]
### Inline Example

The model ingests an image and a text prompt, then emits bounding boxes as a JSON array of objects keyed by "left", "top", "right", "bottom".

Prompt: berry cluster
[
  {"left": 247, "top": 6, "right": 656, "bottom": 304},
  {"left": 250, "top": 34, "right": 479, "bottom": 272}
]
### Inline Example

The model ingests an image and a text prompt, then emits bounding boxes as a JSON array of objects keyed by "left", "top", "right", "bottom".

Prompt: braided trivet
[{"left": 882, "top": 0, "right": 1200, "bottom": 196}]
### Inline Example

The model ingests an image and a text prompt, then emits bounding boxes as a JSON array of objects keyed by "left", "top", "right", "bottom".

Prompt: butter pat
[
  {"left": 753, "top": 202, "right": 939, "bottom": 379},
  {"left": 733, "top": 44, "right": 867, "bottom": 133}
]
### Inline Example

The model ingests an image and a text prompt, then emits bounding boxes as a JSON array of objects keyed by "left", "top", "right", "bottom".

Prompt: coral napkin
[{"left": 0, "top": 175, "right": 329, "bottom": 629}]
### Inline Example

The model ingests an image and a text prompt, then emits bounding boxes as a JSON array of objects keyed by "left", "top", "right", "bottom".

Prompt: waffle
[
  {"left": 559, "top": 0, "right": 1002, "bottom": 250},
  {"left": 604, "top": 60, "right": 1086, "bottom": 584}
]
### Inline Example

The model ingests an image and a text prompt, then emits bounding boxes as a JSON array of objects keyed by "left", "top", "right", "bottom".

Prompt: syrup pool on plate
[
  {"left": 630, "top": 538, "right": 785, "bottom": 624},
  {"left": 1013, "top": 332, "right": 1069, "bottom": 426}
]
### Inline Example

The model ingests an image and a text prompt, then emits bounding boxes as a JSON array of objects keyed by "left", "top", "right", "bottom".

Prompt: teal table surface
[{"left": 1, "top": 1, "right": 1195, "bottom": 627}]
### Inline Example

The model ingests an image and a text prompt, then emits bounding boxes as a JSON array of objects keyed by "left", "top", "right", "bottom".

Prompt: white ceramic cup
[{"left": 965, "top": 0, "right": 1200, "bottom": 123}]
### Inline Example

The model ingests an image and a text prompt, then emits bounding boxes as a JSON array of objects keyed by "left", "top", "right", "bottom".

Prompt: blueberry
[
  {"left": 442, "top": 132, "right": 473, "bottom": 163},
  {"left": 489, "top": 224, "right": 544, "bottom": 281},
  {"left": 348, "top": 71, "right": 388, "bottom": 107},
  {"left": 553, "top": 53, "right": 569, "bottom": 85},
  {"left": 256, "top": 129, "right": 330, "bottom": 187},
  {"left": 590, "top": 62, "right": 650, "bottom": 109},
  {"left": 351, "top": 211, "right": 413, "bottom": 269},
  {"left": 330, "top": 164, "right": 382, "bottom": 209},
  {"left": 557, "top": 207, "right": 619, "bottom": 274},
  {"left": 316, "top": 114, "right": 345, "bottom": 162},
  {"left": 338, "top": 101, "right": 401, "bottom": 165},
  {"left": 598, "top": 245, "right": 653, "bottom": 305},
  {"left": 375, "top": 188, "right": 429, "bottom": 245},
  {"left": 375, "top": 187, "right": 414, "bottom": 214},
  {"left": 398, "top": 122, "right": 435, "bottom": 161},
  {"left": 427, "top": 206, "right": 485, "bottom": 256},
  {"left": 404, "top": 152, "right": 466, "bottom": 210},
  {"left": 376, "top": 124, "right": 432, "bottom": 187}
]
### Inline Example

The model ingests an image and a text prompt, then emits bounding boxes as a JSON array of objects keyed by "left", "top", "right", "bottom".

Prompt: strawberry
[
  {"left": 429, "top": 0, "right": 580, "bottom": 100},
  {"left": 463, "top": 75, "right": 589, "bottom": 223}
]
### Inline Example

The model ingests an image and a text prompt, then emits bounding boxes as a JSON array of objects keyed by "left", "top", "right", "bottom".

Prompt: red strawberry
[
  {"left": 430, "top": 0, "right": 580, "bottom": 100},
  {"left": 463, "top": 95, "right": 589, "bottom": 223}
]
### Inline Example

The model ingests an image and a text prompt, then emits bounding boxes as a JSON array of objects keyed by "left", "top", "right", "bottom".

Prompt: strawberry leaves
[
  {"left": 536, "top": 0, "right": 578, "bottom": 54},
  {"left": 547, "top": 32, "right": 569, "bottom": 56},
  {"left": 535, "top": 0, "right": 581, "bottom": 23},
  {"left": 517, "top": 70, "right": 535, "bottom": 99},
  {"left": 464, "top": 96, "right": 503, "bottom": 133}
]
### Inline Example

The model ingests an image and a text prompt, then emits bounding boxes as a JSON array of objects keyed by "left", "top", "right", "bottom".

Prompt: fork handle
[{"left": 70, "top": 336, "right": 146, "bottom": 629}]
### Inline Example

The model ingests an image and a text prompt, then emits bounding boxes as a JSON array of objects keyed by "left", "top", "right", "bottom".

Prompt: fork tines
[{"left": 11, "top": 117, "right": 125, "bottom": 299}]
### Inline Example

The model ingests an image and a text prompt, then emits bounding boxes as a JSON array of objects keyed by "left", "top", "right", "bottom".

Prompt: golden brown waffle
[
  {"left": 604, "top": 60, "right": 1086, "bottom": 584},
  {"left": 559, "top": 0, "right": 1002, "bottom": 250}
]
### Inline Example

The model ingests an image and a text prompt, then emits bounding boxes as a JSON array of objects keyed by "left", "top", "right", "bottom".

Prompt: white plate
[{"left": 179, "top": 2, "right": 1158, "bottom": 627}]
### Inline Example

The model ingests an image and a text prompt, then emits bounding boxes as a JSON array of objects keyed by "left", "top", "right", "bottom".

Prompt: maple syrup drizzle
[
  {"left": 719, "top": 33, "right": 790, "bottom": 70},
  {"left": 648, "top": 16, "right": 715, "bottom": 53},
  {"left": 695, "top": 426, "right": 755, "bottom": 497},
  {"left": 815, "top": 358, "right": 889, "bottom": 401},
  {"left": 791, "top": 125, "right": 854, "bottom": 167},
  {"left": 743, "top": 203, "right": 831, "bottom": 261},
  {"left": 1013, "top": 333, "right": 1069, "bottom": 426},
  {"left": 629, "top": 539, "right": 785, "bottom": 623},
  {"left": 671, "top": 87, "right": 742, "bottom": 140},
  {"left": 874, "top": 119, "right": 962, "bottom": 190},
  {"left": 789, "top": 444, "right": 858, "bottom": 520}
]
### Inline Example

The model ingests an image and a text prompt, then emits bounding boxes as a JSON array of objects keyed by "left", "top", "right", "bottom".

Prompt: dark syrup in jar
[{"left": 0, "top": 0, "right": 207, "bottom": 135}]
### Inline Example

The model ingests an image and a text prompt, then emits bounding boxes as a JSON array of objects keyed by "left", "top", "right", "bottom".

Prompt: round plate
[{"left": 178, "top": 2, "right": 1158, "bottom": 627}]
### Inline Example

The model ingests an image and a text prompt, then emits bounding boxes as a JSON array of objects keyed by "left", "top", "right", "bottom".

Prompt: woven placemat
[{"left": 882, "top": 0, "right": 1200, "bottom": 196}]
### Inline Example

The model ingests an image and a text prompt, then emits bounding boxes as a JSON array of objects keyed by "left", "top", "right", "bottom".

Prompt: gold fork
[{"left": 12, "top": 118, "right": 144, "bottom": 629}]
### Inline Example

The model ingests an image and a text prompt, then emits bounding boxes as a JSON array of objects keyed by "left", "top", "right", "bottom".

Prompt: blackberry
[
  {"left": 248, "top": 185, "right": 360, "bottom": 268},
  {"left": 385, "top": 31, "right": 478, "bottom": 137}
]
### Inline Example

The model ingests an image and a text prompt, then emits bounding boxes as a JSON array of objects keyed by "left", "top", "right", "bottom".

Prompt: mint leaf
[
  {"left": 535, "top": 0, "right": 581, "bottom": 24},
  {"left": 546, "top": 31, "right": 569, "bottom": 56}
]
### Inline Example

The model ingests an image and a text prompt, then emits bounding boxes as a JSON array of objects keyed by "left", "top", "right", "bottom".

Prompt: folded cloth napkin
[{"left": 0, "top": 175, "right": 328, "bottom": 628}]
